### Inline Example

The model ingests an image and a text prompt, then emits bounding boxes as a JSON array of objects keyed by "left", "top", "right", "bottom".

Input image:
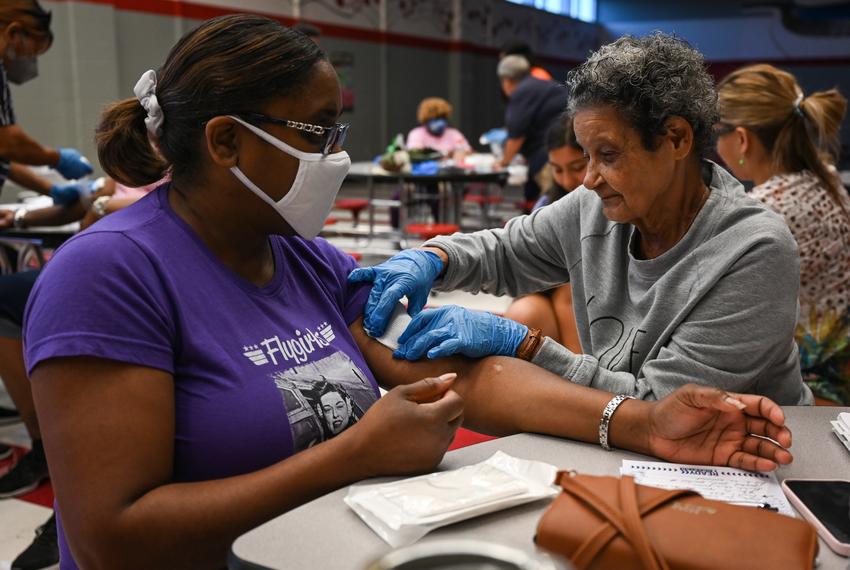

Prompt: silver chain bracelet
[{"left": 599, "top": 394, "right": 636, "bottom": 451}]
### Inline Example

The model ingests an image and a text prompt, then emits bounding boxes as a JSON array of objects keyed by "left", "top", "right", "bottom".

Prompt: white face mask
[{"left": 228, "top": 115, "right": 351, "bottom": 240}]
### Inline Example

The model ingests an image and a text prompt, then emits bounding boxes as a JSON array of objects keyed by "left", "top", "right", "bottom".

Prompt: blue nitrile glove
[
  {"left": 49, "top": 183, "right": 83, "bottom": 206},
  {"left": 394, "top": 305, "right": 528, "bottom": 361},
  {"left": 348, "top": 249, "right": 443, "bottom": 337},
  {"left": 478, "top": 127, "right": 508, "bottom": 146},
  {"left": 55, "top": 148, "right": 93, "bottom": 180},
  {"left": 411, "top": 160, "right": 440, "bottom": 175}
]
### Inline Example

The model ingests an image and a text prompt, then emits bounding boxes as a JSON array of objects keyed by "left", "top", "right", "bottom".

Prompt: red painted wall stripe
[
  {"left": 48, "top": 0, "right": 850, "bottom": 68},
  {"left": 47, "top": 0, "right": 580, "bottom": 65}
]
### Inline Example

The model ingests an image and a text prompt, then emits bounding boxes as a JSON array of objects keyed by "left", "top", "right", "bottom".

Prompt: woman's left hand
[
  {"left": 394, "top": 305, "right": 528, "bottom": 360},
  {"left": 647, "top": 384, "right": 793, "bottom": 472},
  {"left": 0, "top": 209, "right": 14, "bottom": 229}
]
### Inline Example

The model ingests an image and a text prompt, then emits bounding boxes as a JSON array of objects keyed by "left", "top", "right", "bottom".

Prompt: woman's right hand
[
  {"left": 348, "top": 249, "right": 445, "bottom": 337},
  {"left": 349, "top": 373, "right": 464, "bottom": 477}
]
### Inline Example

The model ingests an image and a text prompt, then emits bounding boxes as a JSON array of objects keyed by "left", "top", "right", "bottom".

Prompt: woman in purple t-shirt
[{"left": 24, "top": 15, "right": 795, "bottom": 570}]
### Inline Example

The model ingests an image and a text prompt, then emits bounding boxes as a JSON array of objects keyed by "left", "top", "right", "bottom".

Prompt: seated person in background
[
  {"left": 0, "top": 175, "right": 158, "bottom": 569},
  {"left": 505, "top": 116, "right": 586, "bottom": 354},
  {"left": 352, "top": 33, "right": 814, "bottom": 406},
  {"left": 26, "top": 17, "right": 793, "bottom": 569},
  {"left": 715, "top": 64, "right": 850, "bottom": 404},
  {"left": 406, "top": 97, "right": 471, "bottom": 159},
  {"left": 531, "top": 118, "right": 587, "bottom": 210},
  {"left": 393, "top": 97, "right": 471, "bottom": 228},
  {"left": 78, "top": 176, "right": 163, "bottom": 229}
]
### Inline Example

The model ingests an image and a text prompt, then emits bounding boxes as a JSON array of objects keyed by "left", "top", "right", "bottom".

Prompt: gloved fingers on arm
[
  {"left": 395, "top": 326, "right": 453, "bottom": 361},
  {"left": 49, "top": 184, "right": 81, "bottom": 206},
  {"left": 367, "top": 283, "right": 408, "bottom": 337},
  {"left": 397, "top": 308, "right": 442, "bottom": 345},
  {"left": 56, "top": 148, "right": 93, "bottom": 180},
  {"left": 406, "top": 287, "right": 431, "bottom": 317},
  {"left": 362, "top": 276, "right": 391, "bottom": 335},
  {"left": 347, "top": 267, "right": 376, "bottom": 284},
  {"left": 427, "top": 338, "right": 464, "bottom": 360}
]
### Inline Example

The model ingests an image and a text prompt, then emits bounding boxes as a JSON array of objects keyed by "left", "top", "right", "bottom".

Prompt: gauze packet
[
  {"left": 345, "top": 451, "right": 558, "bottom": 547},
  {"left": 372, "top": 302, "right": 413, "bottom": 351}
]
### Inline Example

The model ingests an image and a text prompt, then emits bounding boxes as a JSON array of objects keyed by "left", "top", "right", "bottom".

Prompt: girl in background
[{"left": 505, "top": 117, "right": 586, "bottom": 353}]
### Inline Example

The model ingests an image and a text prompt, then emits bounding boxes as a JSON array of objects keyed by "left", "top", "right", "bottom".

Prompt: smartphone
[{"left": 781, "top": 478, "right": 850, "bottom": 556}]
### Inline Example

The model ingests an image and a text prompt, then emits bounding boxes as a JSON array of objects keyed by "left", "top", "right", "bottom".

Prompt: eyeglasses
[{"left": 237, "top": 112, "right": 350, "bottom": 156}]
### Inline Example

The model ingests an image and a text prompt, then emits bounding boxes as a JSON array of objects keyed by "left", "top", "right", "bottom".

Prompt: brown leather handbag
[{"left": 534, "top": 472, "right": 818, "bottom": 570}]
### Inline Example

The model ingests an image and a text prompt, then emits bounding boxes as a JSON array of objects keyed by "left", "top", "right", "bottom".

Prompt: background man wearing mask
[
  {"left": 0, "top": 0, "right": 92, "bottom": 211},
  {"left": 0, "top": 3, "right": 93, "bottom": 570}
]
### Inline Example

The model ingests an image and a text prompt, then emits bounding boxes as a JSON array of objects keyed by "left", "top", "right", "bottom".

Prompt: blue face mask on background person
[
  {"left": 425, "top": 118, "right": 448, "bottom": 137},
  {"left": 4, "top": 46, "right": 38, "bottom": 85},
  {"left": 228, "top": 115, "right": 352, "bottom": 240}
]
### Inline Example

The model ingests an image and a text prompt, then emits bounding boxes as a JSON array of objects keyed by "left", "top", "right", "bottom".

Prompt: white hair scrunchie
[
  {"left": 134, "top": 69, "right": 164, "bottom": 137},
  {"left": 793, "top": 92, "right": 806, "bottom": 118}
]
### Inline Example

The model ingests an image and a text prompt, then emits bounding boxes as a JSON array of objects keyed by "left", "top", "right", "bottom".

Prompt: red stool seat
[
  {"left": 324, "top": 216, "right": 338, "bottom": 225},
  {"left": 406, "top": 223, "right": 460, "bottom": 240},
  {"left": 335, "top": 198, "right": 369, "bottom": 213},
  {"left": 464, "top": 194, "right": 504, "bottom": 205},
  {"left": 515, "top": 199, "right": 537, "bottom": 213},
  {"left": 335, "top": 199, "right": 370, "bottom": 226},
  {"left": 346, "top": 252, "right": 362, "bottom": 262}
]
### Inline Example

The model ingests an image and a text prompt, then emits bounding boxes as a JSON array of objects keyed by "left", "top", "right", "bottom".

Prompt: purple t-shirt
[{"left": 23, "top": 185, "right": 377, "bottom": 569}]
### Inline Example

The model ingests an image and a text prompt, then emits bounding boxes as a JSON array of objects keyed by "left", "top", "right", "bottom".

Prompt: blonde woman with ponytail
[{"left": 716, "top": 64, "right": 850, "bottom": 403}]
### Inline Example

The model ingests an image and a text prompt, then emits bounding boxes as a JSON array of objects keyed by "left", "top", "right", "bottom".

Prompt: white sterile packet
[
  {"left": 371, "top": 302, "right": 413, "bottom": 351},
  {"left": 344, "top": 451, "right": 559, "bottom": 547}
]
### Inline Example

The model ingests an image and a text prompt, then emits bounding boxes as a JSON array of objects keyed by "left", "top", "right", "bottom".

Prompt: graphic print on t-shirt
[
  {"left": 242, "top": 321, "right": 337, "bottom": 366},
  {"left": 271, "top": 351, "right": 378, "bottom": 452}
]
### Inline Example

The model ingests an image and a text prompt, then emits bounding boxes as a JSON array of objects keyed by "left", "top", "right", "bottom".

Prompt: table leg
[
  {"left": 365, "top": 176, "right": 376, "bottom": 247},
  {"left": 439, "top": 181, "right": 449, "bottom": 224},
  {"left": 399, "top": 179, "right": 409, "bottom": 249},
  {"left": 453, "top": 181, "right": 463, "bottom": 227}
]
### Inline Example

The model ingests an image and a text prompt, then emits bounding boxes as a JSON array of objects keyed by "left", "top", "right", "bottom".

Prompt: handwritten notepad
[{"left": 621, "top": 460, "right": 795, "bottom": 517}]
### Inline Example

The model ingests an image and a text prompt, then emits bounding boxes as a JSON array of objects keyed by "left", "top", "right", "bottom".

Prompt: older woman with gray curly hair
[{"left": 350, "top": 33, "right": 813, "bottom": 405}]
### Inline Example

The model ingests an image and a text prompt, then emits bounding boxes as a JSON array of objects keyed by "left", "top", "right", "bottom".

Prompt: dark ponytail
[
  {"left": 96, "top": 98, "right": 168, "bottom": 187},
  {"left": 95, "top": 14, "right": 324, "bottom": 188}
]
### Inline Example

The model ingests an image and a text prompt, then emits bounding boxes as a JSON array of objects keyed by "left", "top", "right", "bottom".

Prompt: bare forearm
[
  {"left": 69, "top": 430, "right": 370, "bottom": 570},
  {"left": 0, "top": 126, "right": 59, "bottom": 166},
  {"left": 453, "top": 356, "right": 652, "bottom": 455},
  {"left": 355, "top": 323, "right": 651, "bottom": 453},
  {"left": 16, "top": 204, "right": 86, "bottom": 228},
  {"left": 104, "top": 197, "right": 139, "bottom": 213},
  {"left": 500, "top": 137, "right": 524, "bottom": 166},
  {"left": 8, "top": 162, "right": 52, "bottom": 194},
  {"left": 419, "top": 246, "right": 449, "bottom": 275}
]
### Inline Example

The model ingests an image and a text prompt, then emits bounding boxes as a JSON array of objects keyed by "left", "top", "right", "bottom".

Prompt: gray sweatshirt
[{"left": 426, "top": 162, "right": 813, "bottom": 405}]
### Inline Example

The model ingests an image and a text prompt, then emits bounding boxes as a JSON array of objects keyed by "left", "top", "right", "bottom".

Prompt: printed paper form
[
  {"left": 832, "top": 412, "right": 850, "bottom": 454},
  {"left": 621, "top": 460, "right": 795, "bottom": 517}
]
